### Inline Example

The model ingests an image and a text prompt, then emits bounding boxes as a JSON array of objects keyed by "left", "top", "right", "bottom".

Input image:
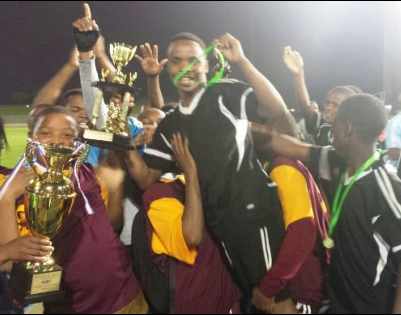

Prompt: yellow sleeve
[
  {"left": 270, "top": 165, "right": 314, "bottom": 230},
  {"left": 147, "top": 198, "right": 198, "bottom": 265},
  {"left": 0, "top": 174, "right": 7, "bottom": 187},
  {"left": 0, "top": 175, "right": 31, "bottom": 236}
]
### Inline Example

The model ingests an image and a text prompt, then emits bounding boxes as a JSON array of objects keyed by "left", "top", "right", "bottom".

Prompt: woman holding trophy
[{"left": 0, "top": 106, "right": 148, "bottom": 314}]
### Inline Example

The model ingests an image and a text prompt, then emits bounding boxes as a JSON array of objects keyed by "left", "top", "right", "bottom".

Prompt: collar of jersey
[
  {"left": 343, "top": 168, "right": 373, "bottom": 186},
  {"left": 179, "top": 88, "right": 206, "bottom": 115}
]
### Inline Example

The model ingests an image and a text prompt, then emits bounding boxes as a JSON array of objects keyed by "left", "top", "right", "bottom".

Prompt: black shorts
[{"left": 207, "top": 180, "right": 285, "bottom": 295}]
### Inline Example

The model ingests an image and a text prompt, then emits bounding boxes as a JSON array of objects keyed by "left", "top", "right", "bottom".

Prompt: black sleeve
[
  {"left": 374, "top": 174, "right": 401, "bottom": 264},
  {"left": 142, "top": 121, "right": 180, "bottom": 175},
  {"left": 308, "top": 146, "right": 345, "bottom": 182}
]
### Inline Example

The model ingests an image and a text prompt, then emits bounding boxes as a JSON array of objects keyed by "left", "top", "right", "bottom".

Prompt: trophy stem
[{"left": 26, "top": 257, "right": 55, "bottom": 273}]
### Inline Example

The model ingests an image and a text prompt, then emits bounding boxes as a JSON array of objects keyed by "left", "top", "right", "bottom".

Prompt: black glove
[{"left": 72, "top": 26, "right": 100, "bottom": 52}]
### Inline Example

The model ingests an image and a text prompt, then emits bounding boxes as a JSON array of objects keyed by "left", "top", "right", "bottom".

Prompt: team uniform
[
  {"left": 0, "top": 166, "right": 147, "bottom": 314},
  {"left": 305, "top": 111, "right": 332, "bottom": 147},
  {"left": 133, "top": 177, "right": 240, "bottom": 314},
  {"left": 143, "top": 80, "right": 285, "bottom": 296},
  {"left": 265, "top": 157, "right": 330, "bottom": 313},
  {"left": 309, "top": 147, "right": 401, "bottom": 314}
]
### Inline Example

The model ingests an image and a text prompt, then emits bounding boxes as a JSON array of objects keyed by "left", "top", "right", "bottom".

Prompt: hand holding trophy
[
  {"left": 73, "top": 3, "right": 140, "bottom": 150},
  {"left": 84, "top": 42, "right": 140, "bottom": 150},
  {"left": 10, "top": 140, "right": 89, "bottom": 305}
]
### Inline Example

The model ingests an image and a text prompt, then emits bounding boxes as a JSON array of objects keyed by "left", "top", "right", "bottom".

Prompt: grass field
[
  {"left": 0, "top": 104, "right": 145, "bottom": 168},
  {"left": 1, "top": 127, "right": 29, "bottom": 168}
]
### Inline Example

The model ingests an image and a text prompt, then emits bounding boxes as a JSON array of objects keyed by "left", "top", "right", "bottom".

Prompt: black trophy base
[
  {"left": 10, "top": 263, "right": 65, "bottom": 306},
  {"left": 92, "top": 81, "right": 141, "bottom": 95},
  {"left": 83, "top": 130, "right": 136, "bottom": 151}
]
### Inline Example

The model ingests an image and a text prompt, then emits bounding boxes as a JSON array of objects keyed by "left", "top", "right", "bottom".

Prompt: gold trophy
[
  {"left": 83, "top": 43, "right": 140, "bottom": 150},
  {"left": 10, "top": 140, "right": 89, "bottom": 305}
]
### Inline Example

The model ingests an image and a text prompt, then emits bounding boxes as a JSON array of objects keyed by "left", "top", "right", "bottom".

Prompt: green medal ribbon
[
  {"left": 173, "top": 43, "right": 226, "bottom": 89},
  {"left": 324, "top": 150, "right": 388, "bottom": 249}
]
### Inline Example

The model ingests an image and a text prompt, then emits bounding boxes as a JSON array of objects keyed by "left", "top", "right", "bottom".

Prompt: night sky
[{"left": 0, "top": 1, "right": 385, "bottom": 109}]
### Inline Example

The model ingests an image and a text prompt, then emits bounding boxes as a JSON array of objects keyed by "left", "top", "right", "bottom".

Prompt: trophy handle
[
  {"left": 25, "top": 142, "right": 46, "bottom": 177},
  {"left": 76, "top": 144, "right": 90, "bottom": 168},
  {"left": 64, "top": 143, "right": 91, "bottom": 178}
]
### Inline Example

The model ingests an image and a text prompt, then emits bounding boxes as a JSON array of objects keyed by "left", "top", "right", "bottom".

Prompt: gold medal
[{"left": 323, "top": 238, "right": 335, "bottom": 249}]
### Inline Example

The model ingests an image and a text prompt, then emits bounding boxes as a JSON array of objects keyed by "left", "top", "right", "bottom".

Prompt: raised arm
[
  {"left": 96, "top": 154, "right": 126, "bottom": 231},
  {"left": 93, "top": 35, "right": 117, "bottom": 82},
  {"left": 32, "top": 46, "right": 79, "bottom": 107},
  {"left": 216, "top": 33, "right": 287, "bottom": 118},
  {"left": 135, "top": 43, "right": 168, "bottom": 109},
  {"left": 72, "top": 3, "right": 108, "bottom": 130},
  {"left": 283, "top": 46, "right": 316, "bottom": 121},
  {"left": 124, "top": 149, "right": 162, "bottom": 190},
  {"left": 251, "top": 123, "right": 313, "bottom": 162},
  {"left": 171, "top": 133, "right": 203, "bottom": 246}
]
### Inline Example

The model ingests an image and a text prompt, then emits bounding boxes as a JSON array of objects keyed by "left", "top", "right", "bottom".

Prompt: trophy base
[
  {"left": 10, "top": 263, "right": 65, "bottom": 306},
  {"left": 83, "top": 130, "right": 136, "bottom": 151}
]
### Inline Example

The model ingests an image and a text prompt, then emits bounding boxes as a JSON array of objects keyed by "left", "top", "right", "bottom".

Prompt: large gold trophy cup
[
  {"left": 10, "top": 140, "right": 89, "bottom": 305},
  {"left": 83, "top": 43, "right": 139, "bottom": 150}
]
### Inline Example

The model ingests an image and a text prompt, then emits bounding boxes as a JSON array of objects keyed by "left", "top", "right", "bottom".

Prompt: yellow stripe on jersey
[
  {"left": 148, "top": 197, "right": 198, "bottom": 265},
  {"left": 270, "top": 165, "right": 314, "bottom": 230}
]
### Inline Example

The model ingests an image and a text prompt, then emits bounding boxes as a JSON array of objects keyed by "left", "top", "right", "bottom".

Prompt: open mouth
[
  {"left": 180, "top": 74, "right": 197, "bottom": 86},
  {"left": 79, "top": 122, "right": 89, "bottom": 130}
]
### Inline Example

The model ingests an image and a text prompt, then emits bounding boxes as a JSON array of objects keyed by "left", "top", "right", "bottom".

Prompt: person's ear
[
  {"left": 343, "top": 122, "right": 354, "bottom": 140},
  {"left": 204, "top": 60, "right": 209, "bottom": 74}
]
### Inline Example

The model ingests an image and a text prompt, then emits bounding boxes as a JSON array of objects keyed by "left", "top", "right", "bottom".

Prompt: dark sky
[{"left": 0, "top": 1, "right": 385, "bottom": 109}]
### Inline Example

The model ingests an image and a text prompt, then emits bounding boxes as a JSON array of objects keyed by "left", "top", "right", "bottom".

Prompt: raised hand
[
  {"left": 171, "top": 133, "right": 197, "bottom": 175},
  {"left": 72, "top": 3, "right": 100, "bottom": 53},
  {"left": 283, "top": 46, "right": 304, "bottom": 74},
  {"left": 135, "top": 43, "right": 168, "bottom": 77},
  {"left": 215, "top": 33, "right": 247, "bottom": 64},
  {"left": 134, "top": 124, "right": 158, "bottom": 147},
  {"left": 72, "top": 3, "right": 99, "bottom": 32}
]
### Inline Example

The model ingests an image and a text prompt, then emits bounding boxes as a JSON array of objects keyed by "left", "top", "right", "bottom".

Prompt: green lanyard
[
  {"left": 173, "top": 43, "right": 226, "bottom": 89},
  {"left": 323, "top": 150, "right": 387, "bottom": 249},
  {"left": 327, "top": 129, "right": 332, "bottom": 142}
]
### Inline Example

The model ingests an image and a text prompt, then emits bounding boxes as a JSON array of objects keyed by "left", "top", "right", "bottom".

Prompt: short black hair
[
  {"left": 266, "top": 111, "right": 300, "bottom": 140},
  {"left": 328, "top": 86, "right": 356, "bottom": 99},
  {"left": 167, "top": 32, "right": 207, "bottom": 55},
  {"left": 336, "top": 94, "right": 387, "bottom": 144},
  {"left": 346, "top": 85, "right": 363, "bottom": 94},
  {"left": 31, "top": 106, "right": 78, "bottom": 134},
  {"left": 61, "top": 89, "right": 83, "bottom": 107}
]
